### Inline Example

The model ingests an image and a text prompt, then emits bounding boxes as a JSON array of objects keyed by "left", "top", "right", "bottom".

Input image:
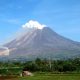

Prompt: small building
[{"left": 20, "top": 71, "right": 33, "bottom": 77}]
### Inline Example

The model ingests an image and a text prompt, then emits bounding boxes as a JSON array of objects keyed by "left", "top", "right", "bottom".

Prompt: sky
[{"left": 0, "top": 0, "right": 80, "bottom": 45}]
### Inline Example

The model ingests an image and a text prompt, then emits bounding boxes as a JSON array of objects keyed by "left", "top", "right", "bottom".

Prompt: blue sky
[{"left": 0, "top": 0, "right": 80, "bottom": 44}]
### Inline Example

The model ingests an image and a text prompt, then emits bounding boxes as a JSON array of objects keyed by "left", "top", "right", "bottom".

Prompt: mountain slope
[{"left": 4, "top": 27, "right": 80, "bottom": 60}]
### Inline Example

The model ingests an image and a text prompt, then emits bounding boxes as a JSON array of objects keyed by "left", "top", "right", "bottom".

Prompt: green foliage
[
  {"left": 0, "top": 58, "right": 80, "bottom": 75},
  {"left": 23, "top": 58, "right": 80, "bottom": 72}
]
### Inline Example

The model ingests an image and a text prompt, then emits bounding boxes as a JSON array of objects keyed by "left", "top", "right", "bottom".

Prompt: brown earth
[{"left": 0, "top": 76, "right": 18, "bottom": 80}]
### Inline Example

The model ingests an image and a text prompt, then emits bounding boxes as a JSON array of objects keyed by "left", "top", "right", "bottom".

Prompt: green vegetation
[
  {"left": 22, "top": 58, "right": 80, "bottom": 72},
  {"left": 0, "top": 58, "right": 80, "bottom": 76},
  {"left": 18, "top": 73, "right": 80, "bottom": 80},
  {"left": 0, "top": 73, "right": 80, "bottom": 80},
  {"left": 0, "top": 58, "right": 80, "bottom": 80}
]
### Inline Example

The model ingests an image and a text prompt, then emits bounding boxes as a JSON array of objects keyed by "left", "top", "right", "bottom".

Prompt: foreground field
[
  {"left": 19, "top": 74, "right": 80, "bottom": 80},
  {"left": 1, "top": 73, "right": 80, "bottom": 80}
]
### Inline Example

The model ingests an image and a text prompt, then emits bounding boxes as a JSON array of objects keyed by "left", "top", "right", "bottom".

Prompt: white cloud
[
  {"left": 6, "top": 19, "right": 20, "bottom": 24},
  {"left": 1, "top": 18, "right": 21, "bottom": 25},
  {"left": 22, "top": 20, "right": 46, "bottom": 29}
]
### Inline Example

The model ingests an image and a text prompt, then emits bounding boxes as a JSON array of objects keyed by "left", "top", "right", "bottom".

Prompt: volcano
[{"left": 4, "top": 20, "right": 80, "bottom": 60}]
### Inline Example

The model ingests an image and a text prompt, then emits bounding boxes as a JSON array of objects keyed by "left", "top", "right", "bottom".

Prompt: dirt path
[{"left": 0, "top": 76, "right": 18, "bottom": 80}]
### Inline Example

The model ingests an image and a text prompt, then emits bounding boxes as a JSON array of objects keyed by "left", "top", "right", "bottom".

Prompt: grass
[
  {"left": 19, "top": 73, "right": 80, "bottom": 80},
  {"left": 1, "top": 73, "right": 80, "bottom": 80}
]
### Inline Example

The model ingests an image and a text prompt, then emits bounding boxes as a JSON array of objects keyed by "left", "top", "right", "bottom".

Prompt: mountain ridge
[{"left": 3, "top": 26, "right": 80, "bottom": 60}]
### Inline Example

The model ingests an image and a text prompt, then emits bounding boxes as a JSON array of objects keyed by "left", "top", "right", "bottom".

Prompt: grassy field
[{"left": 1, "top": 73, "right": 80, "bottom": 80}]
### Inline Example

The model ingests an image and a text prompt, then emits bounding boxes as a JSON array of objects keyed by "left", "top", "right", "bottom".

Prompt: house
[{"left": 20, "top": 71, "right": 33, "bottom": 77}]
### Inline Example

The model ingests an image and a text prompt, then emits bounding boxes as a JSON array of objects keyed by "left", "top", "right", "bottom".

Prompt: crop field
[{"left": 0, "top": 73, "right": 80, "bottom": 80}]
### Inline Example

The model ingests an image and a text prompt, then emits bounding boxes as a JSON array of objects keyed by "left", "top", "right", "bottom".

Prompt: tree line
[
  {"left": 0, "top": 58, "right": 80, "bottom": 75},
  {"left": 23, "top": 58, "right": 80, "bottom": 72}
]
